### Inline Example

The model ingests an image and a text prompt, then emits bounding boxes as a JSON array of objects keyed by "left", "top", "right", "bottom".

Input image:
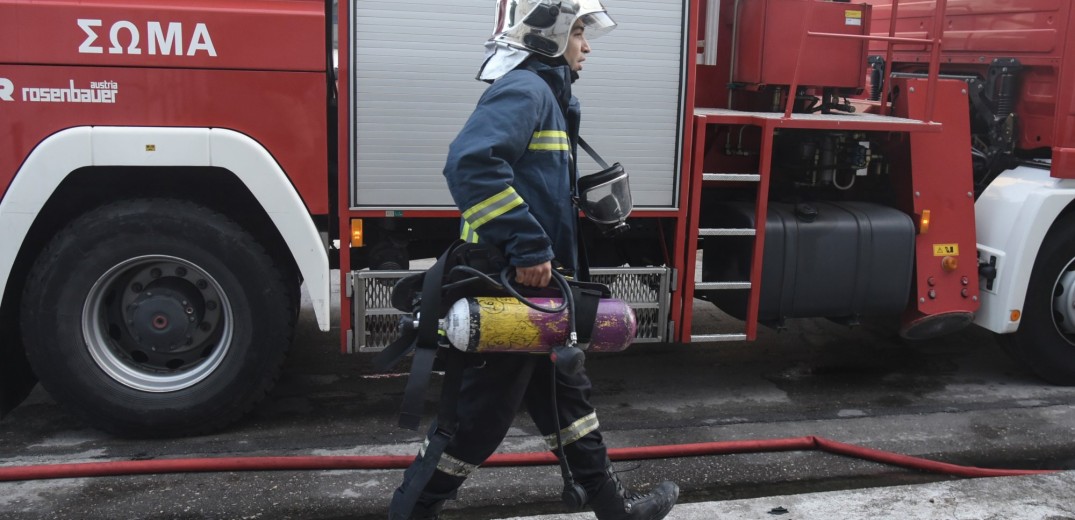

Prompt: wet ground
[{"left": 2, "top": 291, "right": 1074, "bottom": 519}]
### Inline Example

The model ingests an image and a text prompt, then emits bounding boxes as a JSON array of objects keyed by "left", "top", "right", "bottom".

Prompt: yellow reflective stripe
[
  {"left": 544, "top": 411, "right": 600, "bottom": 449},
  {"left": 418, "top": 438, "right": 478, "bottom": 478},
  {"left": 529, "top": 143, "right": 570, "bottom": 151},
  {"left": 462, "top": 186, "right": 524, "bottom": 233},
  {"left": 470, "top": 196, "right": 522, "bottom": 228},
  {"left": 534, "top": 130, "right": 568, "bottom": 139},
  {"left": 462, "top": 186, "right": 516, "bottom": 220},
  {"left": 436, "top": 451, "right": 478, "bottom": 477},
  {"left": 460, "top": 221, "right": 480, "bottom": 243},
  {"left": 530, "top": 130, "right": 569, "bottom": 151}
]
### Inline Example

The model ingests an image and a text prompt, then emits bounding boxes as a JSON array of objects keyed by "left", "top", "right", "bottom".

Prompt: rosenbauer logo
[
  {"left": 0, "top": 78, "right": 119, "bottom": 104},
  {"left": 0, "top": 78, "right": 13, "bottom": 101}
]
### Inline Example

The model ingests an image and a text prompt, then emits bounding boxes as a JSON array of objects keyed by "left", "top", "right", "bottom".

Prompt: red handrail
[
  {"left": 881, "top": 0, "right": 901, "bottom": 115},
  {"left": 784, "top": 0, "right": 948, "bottom": 122}
]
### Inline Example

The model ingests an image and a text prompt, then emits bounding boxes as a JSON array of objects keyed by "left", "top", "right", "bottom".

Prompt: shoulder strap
[{"left": 578, "top": 137, "right": 610, "bottom": 170}]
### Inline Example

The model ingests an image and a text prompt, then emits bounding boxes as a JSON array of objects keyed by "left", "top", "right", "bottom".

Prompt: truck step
[
  {"left": 703, "top": 173, "right": 760, "bottom": 182},
  {"left": 699, "top": 228, "right": 756, "bottom": 236},
  {"left": 695, "top": 281, "right": 751, "bottom": 290},
  {"left": 690, "top": 333, "right": 748, "bottom": 342}
]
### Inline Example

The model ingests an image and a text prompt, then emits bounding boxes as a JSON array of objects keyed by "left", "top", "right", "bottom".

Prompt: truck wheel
[
  {"left": 1002, "top": 213, "right": 1075, "bottom": 385},
  {"left": 20, "top": 199, "right": 295, "bottom": 437}
]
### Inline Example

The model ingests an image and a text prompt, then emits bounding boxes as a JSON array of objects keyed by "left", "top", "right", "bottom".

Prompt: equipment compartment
[
  {"left": 733, "top": 0, "right": 871, "bottom": 90},
  {"left": 348, "top": 0, "right": 689, "bottom": 209}
]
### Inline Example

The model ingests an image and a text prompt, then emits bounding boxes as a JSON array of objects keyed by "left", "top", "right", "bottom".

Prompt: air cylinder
[{"left": 441, "top": 297, "right": 637, "bottom": 353}]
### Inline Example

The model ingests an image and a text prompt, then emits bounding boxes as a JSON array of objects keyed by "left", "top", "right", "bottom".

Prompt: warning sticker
[
  {"left": 846, "top": 10, "right": 863, "bottom": 26},
  {"left": 933, "top": 244, "right": 959, "bottom": 256}
]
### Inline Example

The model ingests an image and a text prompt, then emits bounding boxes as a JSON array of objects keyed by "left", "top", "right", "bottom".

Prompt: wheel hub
[
  {"left": 1052, "top": 267, "right": 1075, "bottom": 337},
  {"left": 83, "top": 256, "right": 232, "bottom": 392},
  {"left": 126, "top": 283, "right": 203, "bottom": 353}
]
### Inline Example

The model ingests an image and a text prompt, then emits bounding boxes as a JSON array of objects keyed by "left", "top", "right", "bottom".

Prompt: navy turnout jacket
[{"left": 443, "top": 58, "right": 581, "bottom": 273}]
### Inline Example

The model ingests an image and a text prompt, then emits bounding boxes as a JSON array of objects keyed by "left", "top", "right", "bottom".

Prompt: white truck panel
[
  {"left": 0, "top": 128, "right": 93, "bottom": 314},
  {"left": 974, "top": 165, "right": 1075, "bottom": 334},
  {"left": 92, "top": 128, "right": 211, "bottom": 166},
  {"left": 349, "top": 0, "right": 688, "bottom": 209}
]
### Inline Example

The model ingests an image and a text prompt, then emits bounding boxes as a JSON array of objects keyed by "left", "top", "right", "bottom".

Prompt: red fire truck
[{"left": 2, "top": 0, "right": 1073, "bottom": 437}]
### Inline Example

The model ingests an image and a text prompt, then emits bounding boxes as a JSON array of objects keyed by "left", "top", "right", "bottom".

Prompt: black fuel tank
[{"left": 701, "top": 201, "right": 915, "bottom": 322}]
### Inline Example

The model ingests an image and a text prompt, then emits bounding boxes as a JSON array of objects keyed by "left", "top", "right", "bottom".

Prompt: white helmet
[{"left": 490, "top": 0, "right": 617, "bottom": 58}]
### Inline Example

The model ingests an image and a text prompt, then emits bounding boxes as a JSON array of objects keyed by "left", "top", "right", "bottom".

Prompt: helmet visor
[{"left": 578, "top": 10, "right": 616, "bottom": 40}]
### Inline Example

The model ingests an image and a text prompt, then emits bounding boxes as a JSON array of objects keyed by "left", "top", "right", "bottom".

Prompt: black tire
[
  {"left": 20, "top": 199, "right": 296, "bottom": 437},
  {"left": 1001, "top": 212, "right": 1075, "bottom": 385}
]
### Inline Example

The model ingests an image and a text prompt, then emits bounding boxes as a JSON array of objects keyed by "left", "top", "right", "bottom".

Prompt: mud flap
[{"left": 0, "top": 305, "right": 36, "bottom": 418}]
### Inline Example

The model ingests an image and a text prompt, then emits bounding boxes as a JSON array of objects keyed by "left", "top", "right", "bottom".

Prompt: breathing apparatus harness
[{"left": 374, "top": 241, "right": 614, "bottom": 515}]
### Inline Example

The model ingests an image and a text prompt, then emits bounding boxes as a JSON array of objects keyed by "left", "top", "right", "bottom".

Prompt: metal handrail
[{"left": 783, "top": 0, "right": 948, "bottom": 122}]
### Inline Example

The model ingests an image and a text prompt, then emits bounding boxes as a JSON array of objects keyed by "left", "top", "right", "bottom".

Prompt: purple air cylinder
[{"left": 441, "top": 296, "right": 637, "bottom": 353}]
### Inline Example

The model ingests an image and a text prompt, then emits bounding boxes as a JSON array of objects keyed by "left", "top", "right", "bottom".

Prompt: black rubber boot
[
  {"left": 388, "top": 494, "right": 445, "bottom": 520},
  {"left": 407, "top": 500, "right": 444, "bottom": 520},
  {"left": 588, "top": 468, "right": 679, "bottom": 520},
  {"left": 387, "top": 467, "right": 457, "bottom": 520}
]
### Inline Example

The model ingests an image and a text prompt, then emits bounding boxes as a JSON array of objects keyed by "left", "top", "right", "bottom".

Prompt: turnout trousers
[{"left": 389, "top": 353, "right": 609, "bottom": 517}]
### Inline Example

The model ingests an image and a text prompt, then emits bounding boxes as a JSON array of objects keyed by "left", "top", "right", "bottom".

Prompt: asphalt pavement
[
  {"left": 497, "top": 470, "right": 1075, "bottom": 519},
  {"left": 3, "top": 278, "right": 1075, "bottom": 519}
]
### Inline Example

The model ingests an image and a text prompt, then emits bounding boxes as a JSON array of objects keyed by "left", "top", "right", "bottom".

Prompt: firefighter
[{"left": 387, "top": 1, "right": 679, "bottom": 519}]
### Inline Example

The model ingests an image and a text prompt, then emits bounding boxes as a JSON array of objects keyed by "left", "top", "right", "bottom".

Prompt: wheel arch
[
  {"left": 974, "top": 165, "right": 1075, "bottom": 334},
  {"left": 0, "top": 127, "right": 331, "bottom": 334}
]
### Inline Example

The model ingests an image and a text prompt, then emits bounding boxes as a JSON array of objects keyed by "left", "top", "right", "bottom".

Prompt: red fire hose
[{"left": 0, "top": 435, "right": 1052, "bottom": 482}]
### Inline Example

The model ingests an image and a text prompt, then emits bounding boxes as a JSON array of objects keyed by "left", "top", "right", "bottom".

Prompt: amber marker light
[
  {"left": 1011, "top": 310, "right": 1021, "bottom": 322},
  {"left": 918, "top": 209, "right": 931, "bottom": 234},
  {"left": 941, "top": 255, "right": 958, "bottom": 272},
  {"left": 350, "top": 219, "right": 364, "bottom": 247}
]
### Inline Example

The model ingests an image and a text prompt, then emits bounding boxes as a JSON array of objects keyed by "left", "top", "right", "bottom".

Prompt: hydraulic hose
[{"left": 0, "top": 435, "right": 1052, "bottom": 482}]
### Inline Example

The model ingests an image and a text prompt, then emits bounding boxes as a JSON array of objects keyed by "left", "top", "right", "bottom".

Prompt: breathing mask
[{"left": 575, "top": 138, "right": 632, "bottom": 236}]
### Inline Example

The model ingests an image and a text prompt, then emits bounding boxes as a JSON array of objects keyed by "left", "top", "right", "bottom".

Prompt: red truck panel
[
  {"left": 0, "top": 0, "right": 329, "bottom": 213},
  {"left": 867, "top": 0, "right": 1075, "bottom": 177},
  {"left": 734, "top": 0, "right": 871, "bottom": 90},
  {"left": 868, "top": 0, "right": 1066, "bottom": 59},
  {"left": 0, "top": 0, "right": 325, "bottom": 71}
]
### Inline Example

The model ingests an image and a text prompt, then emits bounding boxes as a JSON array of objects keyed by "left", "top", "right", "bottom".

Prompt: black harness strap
[
  {"left": 395, "top": 246, "right": 452, "bottom": 430},
  {"left": 389, "top": 294, "right": 471, "bottom": 519},
  {"left": 570, "top": 286, "right": 602, "bottom": 345},
  {"left": 392, "top": 425, "right": 453, "bottom": 519},
  {"left": 435, "top": 348, "right": 467, "bottom": 430},
  {"left": 397, "top": 347, "right": 436, "bottom": 431},
  {"left": 372, "top": 329, "right": 417, "bottom": 373}
]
